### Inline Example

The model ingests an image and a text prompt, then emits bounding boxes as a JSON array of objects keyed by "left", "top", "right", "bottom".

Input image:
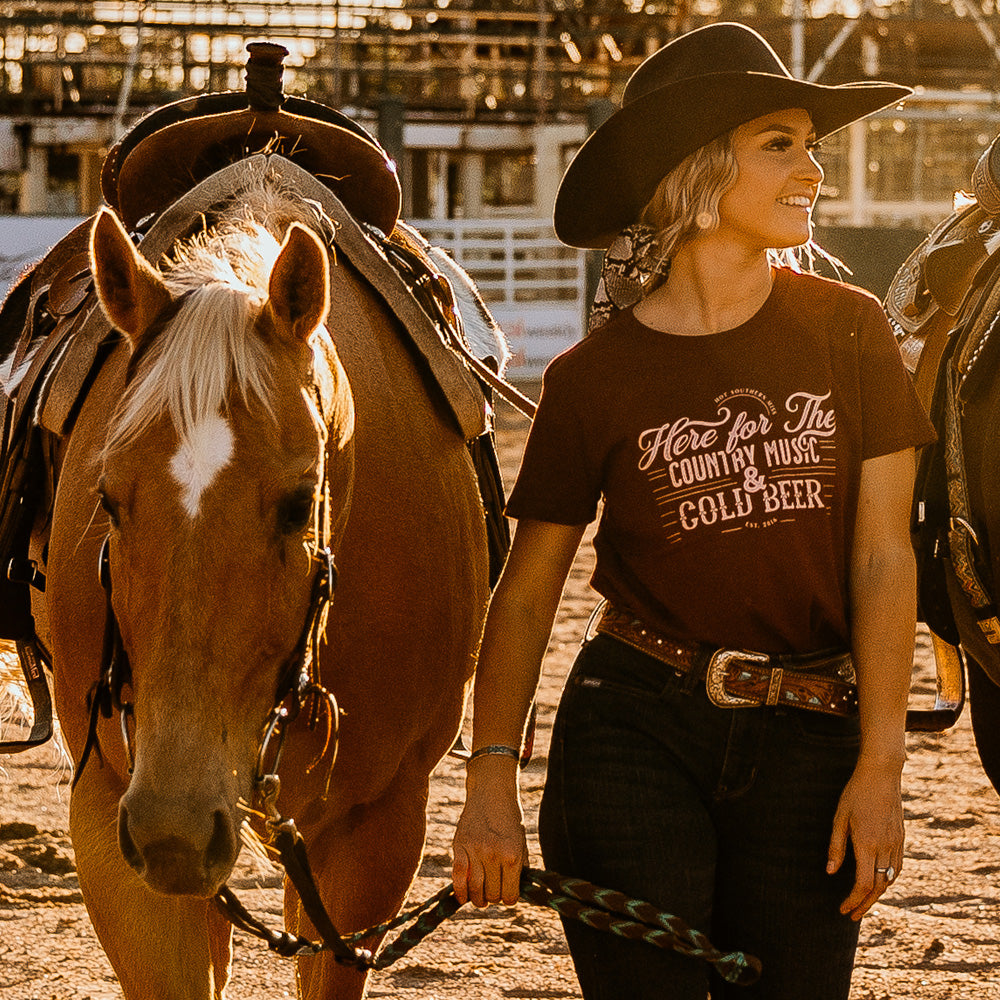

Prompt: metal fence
[{"left": 413, "top": 217, "right": 587, "bottom": 378}]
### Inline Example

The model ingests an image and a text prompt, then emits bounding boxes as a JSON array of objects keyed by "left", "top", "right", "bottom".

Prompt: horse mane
[{"left": 104, "top": 174, "right": 333, "bottom": 458}]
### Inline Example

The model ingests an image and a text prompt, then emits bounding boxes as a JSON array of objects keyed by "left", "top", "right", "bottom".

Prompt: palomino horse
[
  {"left": 29, "top": 163, "right": 490, "bottom": 997},
  {"left": 886, "top": 137, "right": 1000, "bottom": 795}
]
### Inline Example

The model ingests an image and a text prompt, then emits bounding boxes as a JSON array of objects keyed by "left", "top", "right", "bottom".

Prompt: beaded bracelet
[{"left": 466, "top": 744, "right": 520, "bottom": 764}]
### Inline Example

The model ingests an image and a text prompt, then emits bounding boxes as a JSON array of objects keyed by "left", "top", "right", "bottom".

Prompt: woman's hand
[
  {"left": 827, "top": 758, "right": 905, "bottom": 921},
  {"left": 452, "top": 757, "right": 528, "bottom": 907},
  {"left": 834, "top": 449, "right": 914, "bottom": 921},
  {"left": 450, "top": 520, "right": 586, "bottom": 908}
]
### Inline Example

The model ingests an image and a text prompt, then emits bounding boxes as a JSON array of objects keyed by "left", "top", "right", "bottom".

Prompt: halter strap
[
  {"left": 74, "top": 384, "right": 339, "bottom": 790},
  {"left": 73, "top": 534, "right": 132, "bottom": 788}
]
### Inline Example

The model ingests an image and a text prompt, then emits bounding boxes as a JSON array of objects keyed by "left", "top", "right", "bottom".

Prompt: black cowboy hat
[{"left": 554, "top": 22, "right": 912, "bottom": 249}]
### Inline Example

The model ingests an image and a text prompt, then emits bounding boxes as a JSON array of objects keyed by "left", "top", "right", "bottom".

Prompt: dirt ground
[{"left": 3, "top": 393, "right": 1000, "bottom": 999}]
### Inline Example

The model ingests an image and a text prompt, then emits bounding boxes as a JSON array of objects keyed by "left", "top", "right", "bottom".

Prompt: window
[
  {"left": 815, "top": 128, "right": 848, "bottom": 201},
  {"left": 866, "top": 118, "right": 916, "bottom": 202},
  {"left": 866, "top": 116, "right": 994, "bottom": 203},
  {"left": 482, "top": 151, "right": 535, "bottom": 207}
]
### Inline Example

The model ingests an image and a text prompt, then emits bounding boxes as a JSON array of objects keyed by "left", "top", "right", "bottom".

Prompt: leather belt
[{"left": 593, "top": 604, "right": 858, "bottom": 718}]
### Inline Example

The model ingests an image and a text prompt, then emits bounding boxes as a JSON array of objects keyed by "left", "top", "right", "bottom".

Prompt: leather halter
[
  {"left": 73, "top": 397, "right": 339, "bottom": 790},
  {"left": 74, "top": 529, "right": 338, "bottom": 790}
]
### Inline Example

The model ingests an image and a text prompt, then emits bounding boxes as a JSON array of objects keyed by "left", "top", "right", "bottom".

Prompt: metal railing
[
  {"left": 412, "top": 217, "right": 588, "bottom": 378},
  {"left": 411, "top": 217, "right": 586, "bottom": 307}
]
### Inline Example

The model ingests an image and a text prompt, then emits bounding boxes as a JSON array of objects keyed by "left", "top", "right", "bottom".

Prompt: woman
[{"left": 452, "top": 21, "right": 934, "bottom": 999}]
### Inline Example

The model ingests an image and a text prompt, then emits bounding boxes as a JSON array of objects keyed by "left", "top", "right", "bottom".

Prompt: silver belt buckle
[{"left": 705, "top": 648, "right": 771, "bottom": 708}]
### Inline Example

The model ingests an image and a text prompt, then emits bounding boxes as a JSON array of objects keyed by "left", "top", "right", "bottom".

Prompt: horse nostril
[
  {"left": 118, "top": 804, "right": 144, "bottom": 875},
  {"left": 205, "top": 808, "right": 237, "bottom": 874}
]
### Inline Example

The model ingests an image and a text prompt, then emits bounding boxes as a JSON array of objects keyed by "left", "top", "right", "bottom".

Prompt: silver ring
[{"left": 875, "top": 866, "right": 896, "bottom": 881}]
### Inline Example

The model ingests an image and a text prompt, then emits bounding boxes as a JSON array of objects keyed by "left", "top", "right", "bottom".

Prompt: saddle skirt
[{"left": 886, "top": 204, "right": 1000, "bottom": 378}]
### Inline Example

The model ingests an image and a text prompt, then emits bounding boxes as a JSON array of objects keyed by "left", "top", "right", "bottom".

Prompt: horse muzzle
[{"left": 118, "top": 791, "right": 239, "bottom": 897}]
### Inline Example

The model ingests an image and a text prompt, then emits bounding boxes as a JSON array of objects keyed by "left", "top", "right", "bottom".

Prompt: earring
[{"left": 695, "top": 211, "right": 714, "bottom": 229}]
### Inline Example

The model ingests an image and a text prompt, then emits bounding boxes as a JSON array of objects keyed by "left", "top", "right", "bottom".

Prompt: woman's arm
[
  {"left": 452, "top": 517, "right": 587, "bottom": 908},
  {"left": 828, "top": 447, "right": 917, "bottom": 920}
]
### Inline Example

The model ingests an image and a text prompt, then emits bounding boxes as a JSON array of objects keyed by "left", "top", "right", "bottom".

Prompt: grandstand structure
[
  {"left": 3, "top": 3, "right": 1000, "bottom": 370},
  {"left": 1, "top": 3, "right": 1000, "bottom": 224}
]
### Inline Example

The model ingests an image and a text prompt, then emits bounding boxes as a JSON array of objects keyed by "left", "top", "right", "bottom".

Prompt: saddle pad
[{"left": 136, "top": 154, "right": 488, "bottom": 442}]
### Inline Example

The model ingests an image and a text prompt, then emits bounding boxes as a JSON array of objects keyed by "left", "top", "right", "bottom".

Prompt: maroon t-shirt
[{"left": 506, "top": 268, "right": 936, "bottom": 654}]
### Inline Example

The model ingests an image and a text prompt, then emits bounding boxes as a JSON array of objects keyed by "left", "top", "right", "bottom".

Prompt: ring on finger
[{"left": 874, "top": 865, "right": 896, "bottom": 881}]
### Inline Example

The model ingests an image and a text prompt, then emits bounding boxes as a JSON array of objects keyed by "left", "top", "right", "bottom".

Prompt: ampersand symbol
[{"left": 743, "top": 467, "right": 766, "bottom": 493}]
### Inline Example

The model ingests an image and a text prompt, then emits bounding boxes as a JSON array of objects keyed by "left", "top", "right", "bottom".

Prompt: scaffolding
[
  {"left": 4, "top": 4, "right": 1000, "bottom": 223},
  {"left": 3, "top": 3, "right": 1000, "bottom": 123}
]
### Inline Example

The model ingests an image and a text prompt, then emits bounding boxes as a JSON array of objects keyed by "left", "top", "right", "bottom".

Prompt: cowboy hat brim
[
  {"left": 103, "top": 95, "right": 401, "bottom": 234},
  {"left": 554, "top": 72, "right": 912, "bottom": 249}
]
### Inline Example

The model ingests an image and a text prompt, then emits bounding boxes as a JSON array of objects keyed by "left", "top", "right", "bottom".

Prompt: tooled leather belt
[{"left": 593, "top": 603, "right": 858, "bottom": 718}]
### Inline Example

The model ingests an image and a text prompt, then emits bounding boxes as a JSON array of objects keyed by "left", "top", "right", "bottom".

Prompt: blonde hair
[
  {"left": 637, "top": 131, "right": 739, "bottom": 271},
  {"left": 636, "top": 127, "right": 828, "bottom": 280}
]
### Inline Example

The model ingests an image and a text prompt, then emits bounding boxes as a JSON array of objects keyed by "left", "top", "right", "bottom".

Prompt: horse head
[{"left": 88, "top": 206, "right": 354, "bottom": 896}]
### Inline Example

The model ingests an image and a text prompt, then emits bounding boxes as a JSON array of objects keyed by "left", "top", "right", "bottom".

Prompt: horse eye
[{"left": 278, "top": 488, "right": 314, "bottom": 535}]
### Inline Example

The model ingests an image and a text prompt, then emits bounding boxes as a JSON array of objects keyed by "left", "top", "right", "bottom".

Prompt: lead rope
[
  {"left": 216, "top": 859, "right": 760, "bottom": 984},
  {"left": 520, "top": 869, "right": 760, "bottom": 985}
]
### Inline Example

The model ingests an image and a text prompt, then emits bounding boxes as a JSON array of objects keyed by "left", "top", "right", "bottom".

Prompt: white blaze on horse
[{"left": 38, "top": 169, "right": 491, "bottom": 998}]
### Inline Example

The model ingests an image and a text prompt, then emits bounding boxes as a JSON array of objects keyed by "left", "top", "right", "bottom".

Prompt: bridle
[
  {"left": 75, "top": 456, "right": 373, "bottom": 968},
  {"left": 76, "top": 516, "right": 339, "bottom": 789},
  {"left": 78, "top": 517, "right": 363, "bottom": 964},
  {"left": 252, "top": 541, "right": 340, "bottom": 800}
]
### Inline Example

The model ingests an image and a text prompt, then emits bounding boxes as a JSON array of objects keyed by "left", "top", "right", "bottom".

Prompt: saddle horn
[{"left": 244, "top": 42, "right": 288, "bottom": 113}]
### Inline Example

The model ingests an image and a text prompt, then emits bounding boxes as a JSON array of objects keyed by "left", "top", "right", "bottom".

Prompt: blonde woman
[{"left": 453, "top": 22, "right": 933, "bottom": 999}]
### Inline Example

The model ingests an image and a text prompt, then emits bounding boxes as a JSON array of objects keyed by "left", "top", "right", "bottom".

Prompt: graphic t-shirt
[{"left": 506, "top": 269, "right": 936, "bottom": 654}]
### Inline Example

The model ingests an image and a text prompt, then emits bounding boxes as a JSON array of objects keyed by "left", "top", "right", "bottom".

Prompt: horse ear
[
  {"left": 90, "top": 207, "right": 171, "bottom": 345},
  {"left": 267, "top": 223, "right": 330, "bottom": 343}
]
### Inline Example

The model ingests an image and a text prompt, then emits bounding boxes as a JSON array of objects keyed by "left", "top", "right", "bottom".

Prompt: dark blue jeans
[{"left": 538, "top": 634, "right": 862, "bottom": 1000}]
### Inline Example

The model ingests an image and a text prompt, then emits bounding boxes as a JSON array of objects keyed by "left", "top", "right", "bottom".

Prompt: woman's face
[{"left": 715, "top": 107, "right": 824, "bottom": 252}]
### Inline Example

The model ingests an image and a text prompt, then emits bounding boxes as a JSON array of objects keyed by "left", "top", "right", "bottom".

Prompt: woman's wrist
[
  {"left": 854, "top": 748, "right": 907, "bottom": 775},
  {"left": 464, "top": 749, "right": 521, "bottom": 792}
]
